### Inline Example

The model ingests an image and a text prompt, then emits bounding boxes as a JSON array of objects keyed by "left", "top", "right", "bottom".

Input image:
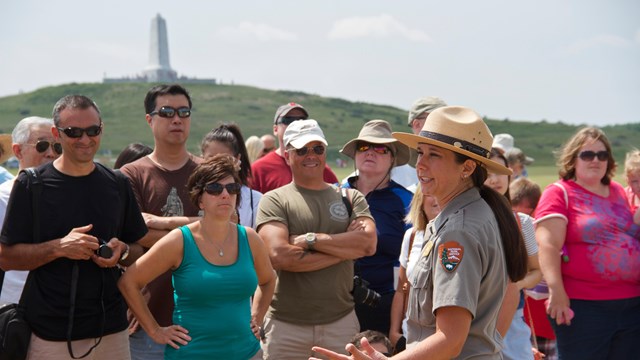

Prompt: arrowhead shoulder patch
[{"left": 438, "top": 241, "right": 464, "bottom": 273}]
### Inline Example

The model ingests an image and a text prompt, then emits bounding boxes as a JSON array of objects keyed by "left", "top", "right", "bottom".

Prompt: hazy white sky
[{"left": 2, "top": 0, "right": 638, "bottom": 125}]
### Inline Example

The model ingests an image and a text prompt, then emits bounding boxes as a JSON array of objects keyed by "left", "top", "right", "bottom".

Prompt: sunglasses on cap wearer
[
  {"left": 277, "top": 115, "right": 308, "bottom": 126},
  {"left": 148, "top": 106, "right": 191, "bottom": 119},
  {"left": 25, "top": 140, "right": 63, "bottom": 155},
  {"left": 288, "top": 145, "right": 325, "bottom": 157},
  {"left": 56, "top": 124, "right": 102, "bottom": 138},
  {"left": 578, "top": 150, "right": 608, "bottom": 162},
  {"left": 356, "top": 143, "right": 391, "bottom": 155},
  {"left": 204, "top": 182, "right": 242, "bottom": 196}
]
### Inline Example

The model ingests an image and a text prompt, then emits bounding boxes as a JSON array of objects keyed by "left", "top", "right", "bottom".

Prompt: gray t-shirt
[{"left": 256, "top": 183, "right": 372, "bottom": 325}]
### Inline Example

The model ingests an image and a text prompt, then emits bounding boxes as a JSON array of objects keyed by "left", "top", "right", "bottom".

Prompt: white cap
[
  {"left": 283, "top": 119, "right": 328, "bottom": 149},
  {"left": 492, "top": 133, "right": 514, "bottom": 153}
]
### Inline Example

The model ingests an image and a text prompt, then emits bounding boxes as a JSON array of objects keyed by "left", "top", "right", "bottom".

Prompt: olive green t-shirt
[{"left": 256, "top": 183, "right": 372, "bottom": 325}]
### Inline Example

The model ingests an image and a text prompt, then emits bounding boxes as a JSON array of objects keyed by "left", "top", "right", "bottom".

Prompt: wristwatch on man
[{"left": 305, "top": 232, "right": 317, "bottom": 252}]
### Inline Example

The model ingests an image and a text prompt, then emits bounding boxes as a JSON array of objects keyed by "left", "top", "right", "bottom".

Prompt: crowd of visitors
[{"left": 0, "top": 84, "right": 638, "bottom": 360}]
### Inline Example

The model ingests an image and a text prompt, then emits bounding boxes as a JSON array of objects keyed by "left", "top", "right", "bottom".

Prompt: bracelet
[{"left": 120, "top": 244, "right": 130, "bottom": 262}]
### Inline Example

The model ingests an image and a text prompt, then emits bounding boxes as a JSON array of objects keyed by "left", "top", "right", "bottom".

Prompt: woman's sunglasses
[
  {"left": 204, "top": 182, "right": 242, "bottom": 196},
  {"left": 290, "top": 145, "right": 325, "bottom": 156},
  {"left": 149, "top": 106, "right": 191, "bottom": 119},
  {"left": 26, "top": 140, "right": 63, "bottom": 155},
  {"left": 578, "top": 150, "right": 608, "bottom": 162},
  {"left": 56, "top": 125, "right": 102, "bottom": 138},
  {"left": 356, "top": 143, "right": 391, "bottom": 155}
]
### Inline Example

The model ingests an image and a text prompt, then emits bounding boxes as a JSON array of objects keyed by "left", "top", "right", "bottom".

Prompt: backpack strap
[
  {"left": 15, "top": 168, "right": 42, "bottom": 306},
  {"left": 339, "top": 187, "right": 353, "bottom": 218}
]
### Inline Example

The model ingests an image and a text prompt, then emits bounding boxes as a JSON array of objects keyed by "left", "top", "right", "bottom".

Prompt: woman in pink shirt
[{"left": 535, "top": 127, "right": 640, "bottom": 360}]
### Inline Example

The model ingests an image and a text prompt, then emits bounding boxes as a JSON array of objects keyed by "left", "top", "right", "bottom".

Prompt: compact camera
[
  {"left": 96, "top": 239, "right": 113, "bottom": 259},
  {"left": 352, "top": 275, "right": 381, "bottom": 308}
]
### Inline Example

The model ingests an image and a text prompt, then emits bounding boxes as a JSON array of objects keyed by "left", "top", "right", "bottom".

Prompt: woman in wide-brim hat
[
  {"left": 339, "top": 119, "right": 414, "bottom": 336},
  {"left": 312, "top": 106, "right": 528, "bottom": 359}
]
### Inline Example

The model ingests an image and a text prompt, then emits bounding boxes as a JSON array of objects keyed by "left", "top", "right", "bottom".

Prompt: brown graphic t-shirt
[{"left": 121, "top": 155, "right": 203, "bottom": 328}]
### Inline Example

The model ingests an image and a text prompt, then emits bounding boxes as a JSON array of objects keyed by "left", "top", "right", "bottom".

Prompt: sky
[{"left": 2, "top": 0, "right": 639, "bottom": 126}]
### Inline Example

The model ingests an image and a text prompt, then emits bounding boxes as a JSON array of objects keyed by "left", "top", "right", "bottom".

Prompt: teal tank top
[{"left": 165, "top": 224, "right": 260, "bottom": 360}]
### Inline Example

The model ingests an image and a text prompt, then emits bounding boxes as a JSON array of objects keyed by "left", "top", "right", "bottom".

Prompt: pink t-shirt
[{"left": 535, "top": 180, "right": 640, "bottom": 301}]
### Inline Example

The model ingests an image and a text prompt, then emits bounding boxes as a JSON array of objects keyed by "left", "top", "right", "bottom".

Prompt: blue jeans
[
  {"left": 129, "top": 328, "right": 165, "bottom": 360},
  {"left": 551, "top": 297, "right": 640, "bottom": 360},
  {"left": 502, "top": 308, "right": 534, "bottom": 360}
]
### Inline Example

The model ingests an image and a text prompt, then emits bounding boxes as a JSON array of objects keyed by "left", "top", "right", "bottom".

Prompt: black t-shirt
[{"left": 0, "top": 162, "right": 148, "bottom": 341}]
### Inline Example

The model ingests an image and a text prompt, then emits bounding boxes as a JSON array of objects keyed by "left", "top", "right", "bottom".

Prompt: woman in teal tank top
[{"left": 120, "top": 154, "right": 276, "bottom": 359}]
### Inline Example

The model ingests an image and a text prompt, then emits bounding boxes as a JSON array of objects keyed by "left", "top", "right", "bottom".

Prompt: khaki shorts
[
  {"left": 262, "top": 310, "right": 359, "bottom": 360},
  {"left": 27, "top": 329, "right": 130, "bottom": 360}
]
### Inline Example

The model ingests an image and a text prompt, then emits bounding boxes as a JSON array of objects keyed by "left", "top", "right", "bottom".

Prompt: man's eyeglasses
[
  {"left": 25, "top": 140, "right": 63, "bottom": 155},
  {"left": 289, "top": 145, "right": 325, "bottom": 157},
  {"left": 149, "top": 106, "right": 191, "bottom": 119},
  {"left": 204, "top": 182, "right": 242, "bottom": 196},
  {"left": 56, "top": 125, "right": 102, "bottom": 138},
  {"left": 356, "top": 143, "right": 391, "bottom": 155},
  {"left": 578, "top": 150, "right": 608, "bottom": 162},
  {"left": 277, "top": 116, "right": 307, "bottom": 126}
]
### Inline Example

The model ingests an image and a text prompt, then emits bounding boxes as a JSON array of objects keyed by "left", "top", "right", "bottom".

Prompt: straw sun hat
[
  {"left": 340, "top": 119, "right": 410, "bottom": 166},
  {"left": 0, "top": 134, "right": 13, "bottom": 164},
  {"left": 392, "top": 106, "right": 512, "bottom": 175}
]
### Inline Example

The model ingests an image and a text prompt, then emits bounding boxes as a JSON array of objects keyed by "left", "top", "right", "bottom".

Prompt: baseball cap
[
  {"left": 273, "top": 102, "right": 309, "bottom": 124},
  {"left": 283, "top": 119, "right": 328, "bottom": 149},
  {"left": 492, "top": 133, "right": 514, "bottom": 154},
  {"left": 407, "top": 96, "right": 447, "bottom": 126}
]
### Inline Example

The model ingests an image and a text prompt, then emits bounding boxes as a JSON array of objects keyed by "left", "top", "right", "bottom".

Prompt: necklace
[{"left": 211, "top": 223, "right": 232, "bottom": 257}]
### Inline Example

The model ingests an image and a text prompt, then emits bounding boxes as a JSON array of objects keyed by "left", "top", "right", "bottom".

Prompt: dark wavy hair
[{"left": 187, "top": 154, "right": 242, "bottom": 209}]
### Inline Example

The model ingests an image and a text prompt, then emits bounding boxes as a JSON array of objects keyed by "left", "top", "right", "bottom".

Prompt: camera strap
[{"left": 67, "top": 263, "right": 104, "bottom": 359}]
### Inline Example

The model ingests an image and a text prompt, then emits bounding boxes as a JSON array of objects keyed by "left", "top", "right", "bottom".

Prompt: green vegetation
[{"left": 1, "top": 83, "right": 638, "bottom": 170}]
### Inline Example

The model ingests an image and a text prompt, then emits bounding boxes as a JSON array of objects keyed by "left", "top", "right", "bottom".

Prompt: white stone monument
[{"left": 143, "top": 14, "right": 178, "bottom": 82}]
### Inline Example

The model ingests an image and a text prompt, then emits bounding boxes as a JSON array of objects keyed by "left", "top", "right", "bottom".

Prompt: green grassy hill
[{"left": 0, "top": 83, "right": 638, "bottom": 168}]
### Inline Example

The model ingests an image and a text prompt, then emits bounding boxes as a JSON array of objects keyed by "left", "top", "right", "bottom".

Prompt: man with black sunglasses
[
  {"left": 251, "top": 102, "right": 339, "bottom": 193},
  {"left": 119, "top": 84, "right": 203, "bottom": 360},
  {"left": 256, "top": 119, "right": 377, "bottom": 359},
  {"left": 0, "top": 95, "right": 148, "bottom": 359},
  {"left": 0, "top": 116, "right": 61, "bottom": 304}
]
